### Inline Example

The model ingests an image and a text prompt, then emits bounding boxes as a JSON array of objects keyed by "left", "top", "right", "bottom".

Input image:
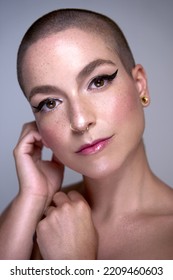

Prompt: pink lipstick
[{"left": 76, "top": 136, "right": 113, "bottom": 155}]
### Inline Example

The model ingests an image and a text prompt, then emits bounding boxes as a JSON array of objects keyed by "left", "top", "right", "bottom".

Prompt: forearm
[{"left": 0, "top": 193, "right": 46, "bottom": 260}]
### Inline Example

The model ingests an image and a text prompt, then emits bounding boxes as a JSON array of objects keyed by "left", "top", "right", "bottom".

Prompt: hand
[
  {"left": 14, "top": 121, "right": 64, "bottom": 208},
  {"left": 36, "top": 191, "right": 98, "bottom": 259}
]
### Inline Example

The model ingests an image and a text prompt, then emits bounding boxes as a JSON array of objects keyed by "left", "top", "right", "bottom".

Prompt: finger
[
  {"left": 44, "top": 206, "right": 55, "bottom": 217},
  {"left": 52, "top": 191, "right": 70, "bottom": 207},
  {"left": 18, "top": 121, "right": 42, "bottom": 146},
  {"left": 13, "top": 129, "right": 44, "bottom": 169},
  {"left": 67, "top": 190, "right": 87, "bottom": 203},
  {"left": 19, "top": 130, "right": 43, "bottom": 154},
  {"left": 18, "top": 127, "right": 42, "bottom": 149},
  {"left": 20, "top": 121, "right": 38, "bottom": 138}
]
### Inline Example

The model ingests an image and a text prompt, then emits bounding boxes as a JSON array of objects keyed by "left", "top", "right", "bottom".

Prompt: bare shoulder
[
  {"left": 153, "top": 179, "right": 173, "bottom": 214},
  {"left": 133, "top": 181, "right": 173, "bottom": 259},
  {"left": 99, "top": 179, "right": 173, "bottom": 259},
  {"left": 153, "top": 181, "right": 173, "bottom": 233}
]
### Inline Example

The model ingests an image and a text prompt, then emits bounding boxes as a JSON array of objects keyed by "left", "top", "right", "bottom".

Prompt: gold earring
[{"left": 141, "top": 96, "right": 149, "bottom": 106}]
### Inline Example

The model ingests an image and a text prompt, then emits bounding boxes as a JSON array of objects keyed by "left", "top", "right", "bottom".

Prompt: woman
[{"left": 1, "top": 8, "right": 173, "bottom": 260}]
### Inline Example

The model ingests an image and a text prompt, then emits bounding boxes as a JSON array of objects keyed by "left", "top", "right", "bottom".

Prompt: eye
[
  {"left": 88, "top": 69, "right": 118, "bottom": 90},
  {"left": 32, "top": 98, "right": 63, "bottom": 113},
  {"left": 93, "top": 77, "right": 105, "bottom": 88}
]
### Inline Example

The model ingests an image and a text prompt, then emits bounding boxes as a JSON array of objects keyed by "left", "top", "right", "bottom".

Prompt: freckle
[{"left": 55, "top": 119, "right": 66, "bottom": 128}]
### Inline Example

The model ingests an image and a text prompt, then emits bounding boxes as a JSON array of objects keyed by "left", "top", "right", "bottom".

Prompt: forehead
[
  {"left": 22, "top": 28, "right": 120, "bottom": 95},
  {"left": 24, "top": 28, "right": 117, "bottom": 63}
]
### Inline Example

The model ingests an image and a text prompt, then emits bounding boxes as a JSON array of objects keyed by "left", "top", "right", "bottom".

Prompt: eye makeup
[
  {"left": 31, "top": 69, "right": 118, "bottom": 113},
  {"left": 32, "top": 98, "right": 62, "bottom": 113},
  {"left": 88, "top": 69, "right": 118, "bottom": 90}
]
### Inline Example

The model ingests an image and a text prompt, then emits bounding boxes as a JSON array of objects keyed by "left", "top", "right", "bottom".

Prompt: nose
[{"left": 69, "top": 97, "right": 96, "bottom": 134}]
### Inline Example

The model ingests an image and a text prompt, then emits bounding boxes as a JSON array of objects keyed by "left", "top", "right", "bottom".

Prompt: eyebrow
[
  {"left": 29, "top": 59, "right": 116, "bottom": 101},
  {"left": 76, "top": 59, "right": 116, "bottom": 82},
  {"left": 29, "top": 85, "right": 59, "bottom": 101}
]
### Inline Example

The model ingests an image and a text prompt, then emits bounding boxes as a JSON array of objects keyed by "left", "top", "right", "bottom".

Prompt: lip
[{"left": 76, "top": 135, "right": 113, "bottom": 155}]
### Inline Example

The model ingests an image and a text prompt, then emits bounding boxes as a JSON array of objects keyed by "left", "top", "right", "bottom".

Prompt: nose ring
[{"left": 70, "top": 124, "right": 89, "bottom": 134}]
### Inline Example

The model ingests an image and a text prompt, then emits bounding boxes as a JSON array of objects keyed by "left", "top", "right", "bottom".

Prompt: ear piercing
[{"left": 141, "top": 96, "right": 149, "bottom": 106}]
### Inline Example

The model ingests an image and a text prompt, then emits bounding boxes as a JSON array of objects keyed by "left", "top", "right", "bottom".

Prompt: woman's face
[{"left": 22, "top": 28, "right": 149, "bottom": 179}]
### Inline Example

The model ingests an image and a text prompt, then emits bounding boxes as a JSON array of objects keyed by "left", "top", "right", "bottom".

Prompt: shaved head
[{"left": 17, "top": 9, "right": 135, "bottom": 94}]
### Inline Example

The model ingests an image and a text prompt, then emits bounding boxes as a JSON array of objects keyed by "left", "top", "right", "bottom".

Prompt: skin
[
  {"left": 1, "top": 28, "right": 173, "bottom": 260},
  {"left": 22, "top": 29, "right": 146, "bottom": 179}
]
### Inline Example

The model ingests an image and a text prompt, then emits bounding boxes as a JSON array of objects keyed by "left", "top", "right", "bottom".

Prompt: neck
[{"left": 83, "top": 141, "right": 154, "bottom": 219}]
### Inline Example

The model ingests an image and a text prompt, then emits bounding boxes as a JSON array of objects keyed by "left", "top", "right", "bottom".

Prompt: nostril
[
  {"left": 69, "top": 100, "right": 96, "bottom": 134},
  {"left": 70, "top": 123, "right": 89, "bottom": 134}
]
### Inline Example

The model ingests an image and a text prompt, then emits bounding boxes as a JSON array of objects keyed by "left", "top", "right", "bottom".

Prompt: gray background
[{"left": 0, "top": 0, "right": 173, "bottom": 213}]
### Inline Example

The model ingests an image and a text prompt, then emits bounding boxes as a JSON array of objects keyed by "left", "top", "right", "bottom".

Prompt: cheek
[
  {"left": 37, "top": 119, "right": 67, "bottom": 152},
  {"left": 105, "top": 86, "right": 141, "bottom": 125},
  {"left": 118, "top": 93, "right": 140, "bottom": 121}
]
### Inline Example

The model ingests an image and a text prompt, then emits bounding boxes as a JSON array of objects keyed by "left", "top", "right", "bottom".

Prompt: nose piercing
[{"left": 70, "top": 124, "right": 89, "bottom": 134}]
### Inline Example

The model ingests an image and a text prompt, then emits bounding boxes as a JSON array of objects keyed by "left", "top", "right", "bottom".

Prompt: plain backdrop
[{"left": 0, "top": 0, "right": 173, "bottom": 213}]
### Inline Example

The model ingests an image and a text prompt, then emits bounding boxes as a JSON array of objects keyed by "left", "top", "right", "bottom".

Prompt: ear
[{"left": 132, "top": 64, "right": 150, "bottom": 107}]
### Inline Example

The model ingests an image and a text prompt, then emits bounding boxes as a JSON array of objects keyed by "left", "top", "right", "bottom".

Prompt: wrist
[
  {"left": 0, "top": 192, "right": 47, "bottom": 260},
  {"left": 15, "top": 191, "right": 47, "bottom": 218}
]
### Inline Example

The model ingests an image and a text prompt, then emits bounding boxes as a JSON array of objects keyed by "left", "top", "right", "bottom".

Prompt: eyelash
[
  {"left": 32, "top": 98, "right": 62, "bottom": 113},
  {"left": 88, "top": 69, "right": 118, "bottom": 90},
  {"left": 32, "top": 69, "right": 118, "bottom": 113}
]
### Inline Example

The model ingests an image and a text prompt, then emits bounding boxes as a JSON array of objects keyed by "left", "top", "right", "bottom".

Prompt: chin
[
  {"left": 62, "top": 144, "right": 136, "bottom": 180},
  {"left": 85, "top": 167, "right": 120, "bottom": 180},
  {"left": 70, "top": 158, "right": 122, "bottom": 180}
]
